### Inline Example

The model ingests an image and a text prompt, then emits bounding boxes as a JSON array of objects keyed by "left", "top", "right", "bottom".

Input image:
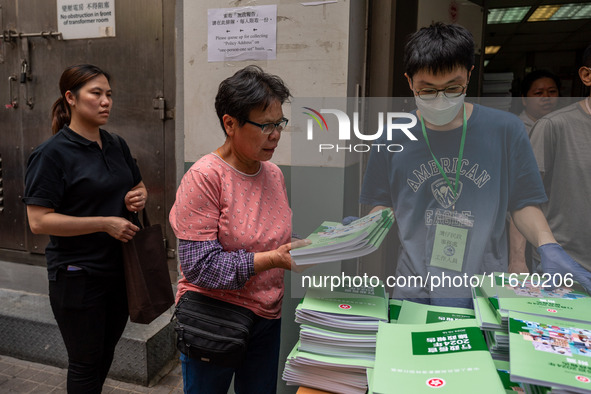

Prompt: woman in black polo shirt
[{"left": 23, "top": 64, "right": 147, "bottom": 394}]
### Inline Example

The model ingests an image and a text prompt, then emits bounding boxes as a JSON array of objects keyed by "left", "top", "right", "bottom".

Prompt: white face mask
[{"left": 415, "top": 94, "right": 465, "bottom": 126}]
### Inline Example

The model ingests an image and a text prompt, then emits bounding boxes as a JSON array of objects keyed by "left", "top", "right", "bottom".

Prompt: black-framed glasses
[
  {"left": 414, "top": 85, "right": 467, "bottom": 100},
  {"left": 244, "top": 117, "right": 289, "bottom": 134}
]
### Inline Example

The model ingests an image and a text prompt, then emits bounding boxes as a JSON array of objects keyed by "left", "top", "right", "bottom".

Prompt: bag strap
[
  {"left": 113, "top": 133, "right": 151, "bottom": 229},
  {"left": 129, "top": 209, "right": 151, "bottom": 229},
  {"left": 141, "top": 209, "right": 151, "bottom": 227}
]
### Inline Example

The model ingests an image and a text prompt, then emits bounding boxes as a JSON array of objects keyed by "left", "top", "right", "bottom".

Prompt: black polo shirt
[{"left": 23, "top": 126, "right": 142, "bottom": 280}]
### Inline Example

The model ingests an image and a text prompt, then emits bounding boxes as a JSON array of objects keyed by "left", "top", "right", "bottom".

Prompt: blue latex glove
[
  {"left": 538, "top": 243, "right": 591, "bottom": 294},
  {"left": 342, "top": 216, "right": 359, "bottom": 226}
]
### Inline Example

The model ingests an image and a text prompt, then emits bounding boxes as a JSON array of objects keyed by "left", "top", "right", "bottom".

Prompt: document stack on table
[
  {"left": 368, "top": 298, "right": 556, "bottom": 393},
  {"left": 472, "top": 277, "right": 510, "bottom": 360},
  {"left": 470, "top": 272, "right": 591, "bottom": 393},
  {"left": 370, "top": 319, "right": 505, "bottom": 394},
  {"left": 291, "top": 208, "right": 394, "bottom": 266},
  {"left": 283, "top": 283, "right": 389, "bottom": 394}
]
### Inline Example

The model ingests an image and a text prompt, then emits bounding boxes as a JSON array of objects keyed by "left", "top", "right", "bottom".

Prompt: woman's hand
[
  {"left": 125, "top": 181, "right": 148, "bottom": 212},
  {"left": 104, "top": 217, "right": 140, "bottom": 242},
  {"left": 254, "top": 238, "right": 311, "bottom": 273}
]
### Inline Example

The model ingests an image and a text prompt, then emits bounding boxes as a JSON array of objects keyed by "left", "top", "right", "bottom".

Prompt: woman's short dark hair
[
  {"left": 404, "top": 22, "right": 475, "bottom": 79},
  {"left": 521, "top": 70, "right": 561, "bottom": 97},
  {"left": 215, "top": 65, "right": 291, "bottom": 135},
  {"left": 51, "top": 64, "right": 110, "bottom": 134}
]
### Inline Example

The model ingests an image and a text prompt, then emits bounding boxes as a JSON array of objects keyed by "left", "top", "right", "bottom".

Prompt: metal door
[{"left": 0, "top": 0, "right": 175, "bottom": 267}]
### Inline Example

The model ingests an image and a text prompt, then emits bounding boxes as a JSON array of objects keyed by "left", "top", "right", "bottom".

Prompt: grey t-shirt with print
[{"left": 530, "top": 101, "right": 591, "bottom": 272}]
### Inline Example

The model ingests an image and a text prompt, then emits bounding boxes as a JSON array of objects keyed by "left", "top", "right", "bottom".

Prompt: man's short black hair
[
  {"left": 404, "top": 22, "right": 475, "bottom": 79},
  {"left": 583, "top": 44, "right": 591, "bottom": 68},
  {"left": 521, "top": 70, "right": 561, "bottom": 97}
]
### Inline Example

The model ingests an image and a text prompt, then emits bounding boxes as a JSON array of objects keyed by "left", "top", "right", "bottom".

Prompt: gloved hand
[
  {"left": 342, "top": 216, "right": 359, "bottom": 226},
  {"left": 538, "top": 243, "right": 591, "bottom": 294}
]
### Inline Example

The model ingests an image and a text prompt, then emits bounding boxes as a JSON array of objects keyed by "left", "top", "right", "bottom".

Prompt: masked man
[{"left": 360, "top": 23, "right": 578, "bottom": 307}]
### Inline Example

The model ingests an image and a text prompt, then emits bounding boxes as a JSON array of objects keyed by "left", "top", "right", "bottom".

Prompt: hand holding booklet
[{"left": 291, "top": 208, "right": 394, "bottom": 266}]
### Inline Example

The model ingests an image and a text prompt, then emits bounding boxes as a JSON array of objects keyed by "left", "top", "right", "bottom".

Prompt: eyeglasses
[
  {"left": 414, "top": 85, "right": 467, "bottom": 100},
  {"left": 244, "top": 117, "right": 289, "bottom": 134}
]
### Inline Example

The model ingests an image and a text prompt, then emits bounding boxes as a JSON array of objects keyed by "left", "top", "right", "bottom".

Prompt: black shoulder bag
[{"left": 174, "top": 290, "right": 255, "bottom": 368}]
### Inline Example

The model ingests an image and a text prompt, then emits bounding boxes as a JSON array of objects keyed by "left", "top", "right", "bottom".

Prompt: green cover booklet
[
  {"left": 389, "top": 299, "right": 403, "bottom": 323},
  {"left": 396, "top": 300, "right": 475, "bottom": 324},
  {"left": 283, "top": 342, "right": 371, "bottom": 394},
  {"left": 295, "top": 282, "right": 389, "bottom": 332},
  {"left": 494, "top": 274, "right": 591, "bottom": 324},
  {"left": 371, "top": 320, "right": 504, "bottom": 393},
  {"left": 472, "top": 284, "right": 504, "bottom": 331},
  {"left": 291, "top": 208, "right": 394, "bottom": 266},
  {"left": 509, "top": 311, "right": 591, "bottom": 393}
]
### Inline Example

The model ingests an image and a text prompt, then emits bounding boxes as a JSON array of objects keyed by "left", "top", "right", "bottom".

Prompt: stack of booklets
[
  {"left": 370, "top": 319, "right": 505, "bottom": 393},
  {"left": 283, "top": 283, "right": 389, "bottom": 394},
  {"left": 291, "top": 208, "right": 394, "bottom": 266},
  {"left": 509, "top": 311, "right": 591, "bottom": 393},
  {"left": 283, "top": 343, "right": 374, "bottom": 394},
  {"left": 494, "top": 360, "right": 551, "bottom": 394},
  {"left": 396, "top": 300, "right": 475, "bottom": 324},
  {"left": 471, "top": 272, "right": 591, "bottom": 392},
  {"left": 472, "top": 278, "right": 510, "bottom": 360}
]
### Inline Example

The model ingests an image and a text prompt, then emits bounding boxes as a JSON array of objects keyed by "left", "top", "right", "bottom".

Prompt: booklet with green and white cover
[
  {"left": 475, "top": 273, "right": 507, "bottom": 324},
  {"left": 485, "top": 330, "right": 509, "bottom": 360},
  {"left": 291, "top": 208, "right": 394, "bottom": 266},
  {"left": 371, "top": 320, "right": 504, "bottom": 393},
  {"left": 299, "top": 324, "right": 377, "bottom": 360},
  {"left": 494, "top": 360, "right": 522, "bottom": 393},
  {"left": 509, "top": 311, "right": 591, "bottom": 393},
  {"left": 472, "top": 286, "right": 503, "bottom": 331},
  {"left": 493, "top": 360, "right": 552, "bottom": 394},
  {"left": 389, "top": 299, "right": 403, "bottom": 323},
  {"left": 494, "top": 274, "right": 591, "bottom": 324},
  {"left": 283, "top": 342, "right": 371, "bottom": 394},
  {"left": 396, "top": 300, "right": 475, "bottom": 324},
  {"left": 295, "top": 283, "right": 389, "bottom": 332}
]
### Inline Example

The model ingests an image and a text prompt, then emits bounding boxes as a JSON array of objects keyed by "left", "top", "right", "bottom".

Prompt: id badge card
[{"left": 430, "top": 224, "right": 468, "bottom": 272}]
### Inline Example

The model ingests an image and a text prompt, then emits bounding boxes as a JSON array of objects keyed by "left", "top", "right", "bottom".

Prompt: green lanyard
[{"left": 420, "top": 104, "right": 467, "bottom": 200}]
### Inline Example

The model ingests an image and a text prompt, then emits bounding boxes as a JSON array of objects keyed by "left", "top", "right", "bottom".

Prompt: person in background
[
  {"left": 509, "top": 69, "right": 561, "bottom": 272},
  {"left": 169, "top": 65, "right": 301, "bottom": 393},
  {"left": 525, "top": 45, "right": 591, "bottom": 292},
  {"left": 359, "top": 23, "right": 575, "bottom": 308},
  {"left": 518, "top": 69, "right": 561, "bottom": 133},
  {"left": 23, "top": 64, "right": 147, "bottom": 393}
]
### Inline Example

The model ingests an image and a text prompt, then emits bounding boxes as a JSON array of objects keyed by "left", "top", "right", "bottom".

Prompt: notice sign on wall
[
  {"left": 208, "top": 5, "right": 277, "bottom": 62},
  {"left": 57, "top": 0, "right": 116, "bottom": 40}
]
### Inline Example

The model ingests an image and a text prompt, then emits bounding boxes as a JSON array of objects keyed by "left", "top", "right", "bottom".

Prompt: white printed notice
[
  {"left": 57, "top": 0, "right": 116, "bottom": 40},
  {"left": 208, "top": 5, "right": 277, "bottom": 62}
]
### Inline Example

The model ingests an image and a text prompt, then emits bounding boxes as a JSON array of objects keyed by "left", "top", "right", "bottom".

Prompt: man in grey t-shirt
[
  {"left": 527, "top": 44, "right": 591, "bottom": 292},
  {"left": 359, "top": 23, "right": 581, "bottom": 307}
]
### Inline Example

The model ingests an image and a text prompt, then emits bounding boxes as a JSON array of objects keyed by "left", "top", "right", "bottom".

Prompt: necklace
[
  {"left": 585, "top": 97, "right": 591, "bottom": 115},
  {"left": 215, "top": 148, "right": 225, "bottom": 161}
]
